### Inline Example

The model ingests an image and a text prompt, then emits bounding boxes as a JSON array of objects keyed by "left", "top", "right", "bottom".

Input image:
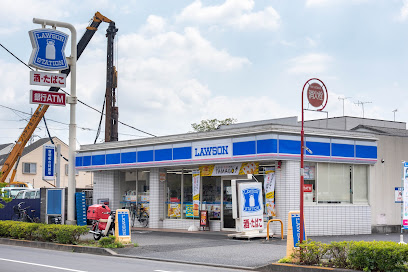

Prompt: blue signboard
[
  {"left": 242, "top": 188, "right": 262, "bottom": 213},
  {"left": 291, "top": 213, "right": 306, "bottom": 247},
  {"left": 43, "top": 144, "right": 55, "bottom": 181},
  {"left": 29, "top": 29, "right": 68, "bottom": 71},
  {"left": 117, "top": 210, "right": 130, "bottom": 236}
]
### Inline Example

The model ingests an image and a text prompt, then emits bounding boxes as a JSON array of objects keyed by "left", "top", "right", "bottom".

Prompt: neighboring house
[
  {"left": 0, "top": 143, "right": 14, "bottom": 156},
  {"left": 0, "top": 137, "right": 92, "bottom": 189}
]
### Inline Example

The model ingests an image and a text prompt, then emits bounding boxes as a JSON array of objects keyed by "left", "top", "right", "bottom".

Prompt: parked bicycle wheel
[
  {"left": 140, "top": 212, "right": 149, "bottom": 228},
  {"left": 11, "top": 214, "right": 20, "bottom": 221}
]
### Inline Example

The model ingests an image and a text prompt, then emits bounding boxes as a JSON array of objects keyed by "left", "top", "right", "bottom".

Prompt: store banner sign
[
  {"left": 403, "top": 162, "right": 408, "bottom": 229},
  {"left": 192, "top": 170, "right": 200, "bottom": 217},
  {"left": 199, "top": 162, "right": 259, "bottom": 176},
  {"left": 264, "top": 167, "right": 276, "bottom": 217},
  {"left": 395, "top": 187, "right": 403, "bottom": 203},
  {"left": 42, "top": 144, "right": 55, "bottom": 181},
  {"left": 238, "top": 182, "right": 264, "bottom": 231},
  {"left": 192, "top": 140, "right": 232, "bottom": 160},
  {"left": 241, "top": 215, "right": 263, "bottom": 231},
  {"left": 291, "top": 213, "right": 306, "bottom": 247},
  {"left": 29, "top": 29, "right": 69, "bottom": 71}
]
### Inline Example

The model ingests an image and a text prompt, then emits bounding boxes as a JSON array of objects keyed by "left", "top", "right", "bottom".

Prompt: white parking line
[{"left": 0, "top": 258, "right": 87, "bottom": 272}]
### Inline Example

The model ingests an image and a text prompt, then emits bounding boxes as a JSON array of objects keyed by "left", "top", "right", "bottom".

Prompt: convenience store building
[{"left": 76, "top": 117, "right": 398, "bottom": 236}]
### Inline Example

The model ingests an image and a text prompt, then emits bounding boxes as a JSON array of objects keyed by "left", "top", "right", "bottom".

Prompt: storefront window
[
  {"left": 202, "top": 176, "right": 221, "bottom": 220},
  {"left": 353, "top": 165, "right": 368, "bottom": 203},
  {"left": 182, "top": 171, "right": 193, "bottom": 219},
  {"left": 317, "top": 163, "right": 353, "bottom": 204},
  {"left": 137, "top": 171, "right": 150, "bottom": 215},
  {"left": 304, "top": 162, "right": 316, "bottom": 203},
  {"left": 166, "top": 173, "right": 182, "bottom": 219}
]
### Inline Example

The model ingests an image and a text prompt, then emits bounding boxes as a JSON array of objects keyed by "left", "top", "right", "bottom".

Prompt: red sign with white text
[
  {"left": 30, "top": 90, "right": 66, "bottom": 106},
  {"left": 307, "top": 83, "right": 325, "bottom": 107},
  {"left": 304, "top": 184, "right": 313, "bottom": 193}
]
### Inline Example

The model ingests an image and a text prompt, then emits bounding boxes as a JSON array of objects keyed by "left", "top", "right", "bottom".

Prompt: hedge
[
  {"left": 288, "top": 239, "right": 408, "bottom": 272},
  {"left": 0, "top": 221, "right": 88, "bottom": 244}
]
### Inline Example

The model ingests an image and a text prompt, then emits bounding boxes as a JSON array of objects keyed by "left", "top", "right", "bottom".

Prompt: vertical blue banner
[
  {"left": 117, "top": 211, "right": 130, "bottom": 236},
  {"left": 43, "top": 144, "right": 55, "bottom": 181},
  {"left": 291, "top": 213, "right": 306, "bottom": 247}
]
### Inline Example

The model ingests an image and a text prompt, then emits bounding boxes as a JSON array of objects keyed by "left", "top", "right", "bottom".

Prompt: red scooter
[{"left": 87, "top": 204, "right": 115, "bottom": 240}]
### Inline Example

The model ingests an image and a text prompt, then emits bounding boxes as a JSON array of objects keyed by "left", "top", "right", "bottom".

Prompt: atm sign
[{"left": 30, "top": 90, "right": 66, "bottom": 106}]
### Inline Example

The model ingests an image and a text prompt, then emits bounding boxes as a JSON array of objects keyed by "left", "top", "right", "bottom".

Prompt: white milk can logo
[
  {"left": 29, "top": 29, "right": 68, "bottom": 71},
  {"left": 242, "top": 188, "right": 261, "bottom": 213}
]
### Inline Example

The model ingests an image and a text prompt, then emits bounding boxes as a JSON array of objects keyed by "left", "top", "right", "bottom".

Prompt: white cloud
[
  {"left": 287, "top": 53, "right": 333, "bottom": 75},
  {"left": 397, "top": 0, "right": 408, "bottom": 21},
  {"left": 177, "top": 0, "right": 280, "bottom": 31},
  {"left": 306, "top": 0, "right": 368, "bottom": 8}
]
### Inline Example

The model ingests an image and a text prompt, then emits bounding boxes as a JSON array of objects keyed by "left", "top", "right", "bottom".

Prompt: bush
[
  {"left": 282, "top": 239, "right": 408, "bottom": 271},
  {"left": 0, "top": 221, "right": 87, "bottom": 244},
  {"left": 295, "top": 239, "right": 328, "bottom": 266},
  {"left": 348, "top": 241, "right": 408, "bottom": 272},
  {"left": 98, "top": 235, "right": 124, "bottom": 248}
]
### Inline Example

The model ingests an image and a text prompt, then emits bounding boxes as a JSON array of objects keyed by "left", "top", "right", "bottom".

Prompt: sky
[{"left": 1, "top": 0, "right": 408, "bottom": 149}]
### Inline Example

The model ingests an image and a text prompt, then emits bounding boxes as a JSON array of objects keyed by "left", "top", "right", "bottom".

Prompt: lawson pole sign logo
[
  {"left": 117, "top": 210, "right": 130, "bottom": 236},
  {"left": 29, "top": 29, "right": 68, "bottom": 71},
  {"left": 242, "top": 188, "right": 262, "bottom": 213},
  {"left": 291, "top": 213, "right": 306, "bottom": 247},
  {"left": 42, "top": 144, "right": 55, "bottom": 181}
]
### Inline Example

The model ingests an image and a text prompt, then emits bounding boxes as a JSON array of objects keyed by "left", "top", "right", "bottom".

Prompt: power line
[{"left": 0, "top": 42, "right": 156, "bottom": 138}]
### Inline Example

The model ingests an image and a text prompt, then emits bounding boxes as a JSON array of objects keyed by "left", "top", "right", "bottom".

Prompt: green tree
[
  {"left": 191, "top": 118, "right": 237, "bottom": 132},
  {"left": 0, "top": 181, "right": 12, "bottom": 209}
]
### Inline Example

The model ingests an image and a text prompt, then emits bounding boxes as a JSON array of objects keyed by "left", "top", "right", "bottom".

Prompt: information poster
[
  {"left": 167, "top": 203, "right": 181, "bottom": 218},
  {"left": 264, "top": 167, "right": 276, "bottom": 217},
  {"left": 403, "top": 163, "right": 408, "bottom": 229},
  {"left": 192, "top": 170, "right": 200, "bottom": 217}
]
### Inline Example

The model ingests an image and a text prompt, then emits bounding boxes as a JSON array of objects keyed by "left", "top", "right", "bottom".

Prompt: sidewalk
[{"left": 109, "top": 228, "right": 408, "bottom": 269}]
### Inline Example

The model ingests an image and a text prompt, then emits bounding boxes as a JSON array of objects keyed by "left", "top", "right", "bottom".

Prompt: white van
[
  {"left": 15, "top": 189, "right": 40, "bottom": 199},
  {"left": 1, "top": 187, "right": 28, "bottom": 199}
]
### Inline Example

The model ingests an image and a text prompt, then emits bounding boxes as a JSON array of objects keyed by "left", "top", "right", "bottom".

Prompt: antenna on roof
[
  {"left": 392, "top": 109, "right": 398, "bottom": 121},
  {"left": 338, "top": 96, "right": 352, "bottom": 116},
  {"left": 354, "top": 100, "right": 372, "bottom": 118}
]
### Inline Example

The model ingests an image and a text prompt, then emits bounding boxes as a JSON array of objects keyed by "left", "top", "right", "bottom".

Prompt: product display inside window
[
  {"left": 202, "top": 176, "right": 221, "bottom": 220},
  {"left": 121, "top": 170, "right": 150, "bottom": 215},
  {"left": 166, "top": 172, "right": 182, "bottom": 219},
  {"left": 304, "top": 163, "right": 316, "bottom": 203}
]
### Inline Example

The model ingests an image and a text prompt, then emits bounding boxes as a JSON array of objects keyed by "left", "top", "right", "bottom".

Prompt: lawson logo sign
[{"left": 192, "top": 141, "right": 232, "bottom": 160}]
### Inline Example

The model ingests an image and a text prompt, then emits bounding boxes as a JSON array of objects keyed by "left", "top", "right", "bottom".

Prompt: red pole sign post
[{"left": 300, "top": 79, "right": 327, "bottom": 244}]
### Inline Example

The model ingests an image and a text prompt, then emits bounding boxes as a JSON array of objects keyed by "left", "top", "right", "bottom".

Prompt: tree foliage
[
  {"left": 0, "top": 181, "right": 12, "bottom": 209},
  {"left": 191, "top": 118, "right": 237, "bottom": 132}
]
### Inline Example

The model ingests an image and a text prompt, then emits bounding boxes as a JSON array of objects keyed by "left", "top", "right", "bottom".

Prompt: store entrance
[{"left": 222, "top": 179, "right": 235, "bottom": 230}]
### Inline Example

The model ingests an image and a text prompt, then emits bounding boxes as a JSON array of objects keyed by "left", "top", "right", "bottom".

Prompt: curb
[
  {"left": 0, "top": 238, "right": 111, "bottom": 255},
  {"left": 256, "top": 263, "right": 359, "bottom": 272}
]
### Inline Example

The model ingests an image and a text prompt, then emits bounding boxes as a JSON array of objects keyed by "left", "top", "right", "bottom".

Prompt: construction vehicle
[{"left": 0, "top": 12, "right": 118, "bottom": 184}]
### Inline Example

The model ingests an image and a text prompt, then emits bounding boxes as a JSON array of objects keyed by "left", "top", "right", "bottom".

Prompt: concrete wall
[
  {"left": 6, "top": 138, "right": 92, "bottom": 189},
  {"left": 304, "top": 117, "right": 406, "bottom": 130},
  {"left": 370, "top": 135, "right": 408, "bottom": 229}
]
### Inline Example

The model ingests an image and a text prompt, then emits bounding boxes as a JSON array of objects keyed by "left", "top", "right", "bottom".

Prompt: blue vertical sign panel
[
  {"left": 43, "top": 144, "right": 55, "bottom": 181},
  {"left": 117, "top": 211, "right": 130, "bottom": 236},
  {"left": 47, "top": 189, "right": 62, "bottom": 215},
  {"left": 291, "top": 213, "right": 306, "bottom": 247}
]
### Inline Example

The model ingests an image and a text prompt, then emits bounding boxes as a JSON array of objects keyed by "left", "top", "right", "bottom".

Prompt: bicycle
[
  {"left": 131, "top": 203, "right": 149, "bottom": 228},
  {"left": 12, "top": 202, "right": 40, "bottom": 223}
]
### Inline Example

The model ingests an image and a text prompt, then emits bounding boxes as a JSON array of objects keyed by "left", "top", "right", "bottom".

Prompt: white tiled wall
[
  {"left": 270, "top": 160, "right": 371, "bottom": 236},
  {"left": 93, "top": 170, "right": 123, "bottom": 211},
  {"left": 149, "top": 168, "right": 163, "bottom": 228},
  {"left": 163, "top": 219, "right": 221, "bottom": 231}
]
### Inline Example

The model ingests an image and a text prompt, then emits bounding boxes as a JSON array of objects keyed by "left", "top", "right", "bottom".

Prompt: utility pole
[
  {"left": 104, "top": 21, "right": 119, "bottom": 142},
  {"left": 338, "top": 97, "right": 351, "bottom": 116},
  {"left": 393, "top": 109, "right": 398, "bottom": 122},
  {"left": 355, "top": 100, "right": 372, "bottom": 118}
]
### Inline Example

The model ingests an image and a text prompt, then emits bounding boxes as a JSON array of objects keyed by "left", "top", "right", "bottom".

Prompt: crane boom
[{"left": 0, "top": 12, "right": 114, "bottom": 183}]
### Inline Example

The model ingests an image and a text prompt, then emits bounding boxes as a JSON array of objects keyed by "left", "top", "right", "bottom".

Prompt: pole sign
[
  {"left": 29, "top": 28, "right": 68, "bottom": 71},
  {"left": 238, "top": 182, "right": 264, "bottom": 231},
  {"left": 403, "top": 162, "right": 408, "bottom": 229},
  {"left": 307, "top": 83, "right": 325, "bottom": 108},
  {"left": 291, "top": 213, "right": 306, "bottom": 247},
  {"left": 30, "top": 90, "right": 66, "bottom": 106},
  {"left": 30, "top": 71, "right": 66, "bottom": 88},
  {"left": 115, "top": 209, "right": 131, "bottom": 244},
  {"left": 43, "top": 144, "right": 55, "bottom": 181}
]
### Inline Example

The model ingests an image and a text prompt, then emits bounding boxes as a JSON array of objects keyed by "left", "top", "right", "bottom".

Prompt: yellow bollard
[{"left": 266, "top": 219, "right": 284, "bottom": 240}]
